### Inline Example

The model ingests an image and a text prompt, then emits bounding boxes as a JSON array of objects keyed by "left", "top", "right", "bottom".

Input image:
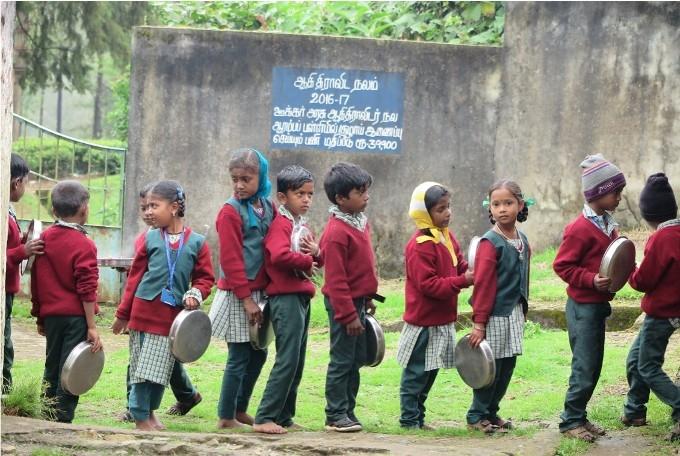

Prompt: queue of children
[{"left": 6, "top": 149, "right": 679, "bottom": 442}]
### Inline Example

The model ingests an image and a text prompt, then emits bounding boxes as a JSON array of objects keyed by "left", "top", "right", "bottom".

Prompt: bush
[{"left": 1, "top": 376, "right": 56, "bottom": 419}]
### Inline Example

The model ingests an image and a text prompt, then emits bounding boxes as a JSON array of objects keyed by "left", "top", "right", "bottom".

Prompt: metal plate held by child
[
  {"left": 21, "top": 219, "right": 43, "bottom": 275},
  {"left": 599, "top": 236, "right": 636, "bottom": 292},
  {"left": 60, "top": 341, "right": 105, "bottom": 396},
  {"left": 455, "top": 334, "right": 496, "bottom": 389},
  {"left": 169, "top": 310, "right": 212, "bottom": 363},
  {"left": 250, "top": 299, "right": 274, "bottom": 351},
  {"left": 467, "top": 236, "right": 481, "bottom": 271},
  {"left": 364, "top": 314, "right": 385, "bottom": 367},
  {"left": 291, "top": 225, "right": 312, "bottom": 279}
]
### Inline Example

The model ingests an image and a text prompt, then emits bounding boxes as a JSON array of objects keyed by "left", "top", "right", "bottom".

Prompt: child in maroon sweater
[
  {"left": 398, "top": 182, "right": 472, "bottom": 429},
  {"left": 622, "top": 173, "right": 680, "bottom": 441},
  {"left": 254, "top": 165, "right": 322, "bottom": 434},
  {"left": 553, "top": 154, "right": 627, "bottom": 442},
  {"left": 113, "top": 181, "right": 214, "bottom": 431},
  {"left": 30, "top": 180, "right": 101, "bottom": 423},
  {"left": 4, "top": 153, "right": 44, "bottom": 393},
  {"left": 320, "top": 162, "right": 378, "bottom": 432}
]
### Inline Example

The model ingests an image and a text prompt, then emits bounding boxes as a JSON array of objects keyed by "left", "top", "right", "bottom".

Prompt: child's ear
[{"left": 276, "top": 191, "right": 287, "bottom": 205}]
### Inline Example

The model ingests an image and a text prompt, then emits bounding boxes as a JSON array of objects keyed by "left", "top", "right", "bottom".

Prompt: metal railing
[{"left": 12, "top": 113, "right": 127, "bottom": 227}]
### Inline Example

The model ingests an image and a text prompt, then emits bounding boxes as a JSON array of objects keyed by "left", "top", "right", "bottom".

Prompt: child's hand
[
  {"left": 23, "top": 239, "right": 45, "bottom": 257},
  {"left": 111, "top": 317, "right": 128, "bottom": 335},
  {"left": 464, "top": 270, "right": 474, "bottom": 286},
  {"left": 345, "top": 317, "right": 365, "bottom": 336},
  {"left": 365, "top": 299, "right": 376, "bottom": 315},
  {"left": 300, "top": 236, "right": 320, "bottom": 257},
  {"left": 593, "top": 274, "right": 611, "bottom": 291},
  {"left": 244, "top": 296, "right": 263, "bottom": 326},
  {"left": 468, "top": 325, "right": 486, "bottom": 348},
  {"left": 37, "top": 323, "right": 45, "bottom": 337},
  {"left": 87, "top": 327, "right": 103, "bottom": 352},
  {"left": 184, "top": 297, "right": 199, "bottom": 310}
]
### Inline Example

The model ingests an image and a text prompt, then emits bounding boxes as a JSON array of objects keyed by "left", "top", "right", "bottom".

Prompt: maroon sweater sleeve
[
  {"left": 267, "top": 217, "right": 314, "bottom": 271},
  {"left": 322, "top": 229, "right": 357, "bottom": 325},
  {"left": 216, "top": 205, "right": 251, "bottom": 299},
  {"left": 7, "top": 218, "right": 28, "bottom": 266},
  {"left": 628, "top": 233, "right": 663, "bottom": 293},
  {"left": 73, "top": 239, "right": 99, "bottom": 303},
  {"left": 191, "top": 241, "right": 215, "bottom": 299},
  {"left": 471, "top": 239, "right": 498, "bottom": 324},
  {"left": 408, "top": 241, "right": 466, "bottom": 300},
  {"left": 116, "top": 240, "right": 149, "bottom": 321},
  {"left": 451, "top": 234, "right": 470, "bottom": 289},
  {"left": 553, "top": 224, "right": 597, "bottom": 290}
]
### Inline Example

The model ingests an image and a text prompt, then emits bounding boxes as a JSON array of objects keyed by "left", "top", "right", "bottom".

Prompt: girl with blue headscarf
[{"left": 209, "top": 148, "right": 275, "bottom": 429}]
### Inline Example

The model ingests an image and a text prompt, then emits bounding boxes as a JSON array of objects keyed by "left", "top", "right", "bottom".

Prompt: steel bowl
[
  {"left": 169, "top": 309, "right": 212, "bottom": 363},
  {"left": 599, "top": 236, "right": 636, "bottom": 292},
  {"left": 60, "top": 341, "right": 105, "bottom": 396},
  {"left": 365, "top": 314, "right": 385, "bottom": 367},
  {"left": 249, "top": 299, "right": 274, "bottom": 351},
  {"left": 455, "top": 334, "right": 496, "bottom": 389},
  {"left": 21, "top": 219, "right": 43, "bottom": 275},
  {"left": 467, "top": 236, "right": 481, "bottom": 271}
]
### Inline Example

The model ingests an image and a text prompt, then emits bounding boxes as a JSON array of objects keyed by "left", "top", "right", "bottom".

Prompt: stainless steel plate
[
  {"left": 291, "top": 225, "right": 312, "bottom": 279},
  {"left": 60, "top": 341, "right": 105, "bottom": 396},
  {"left": 365, "top": 314, "right": 385, "bottom": 367},
  {"left": 21, "top": 219, "right": 43, "bottom": 275},
  {"left": 467, "top": 236, "right": 481, "bottom": 271},
  {"left": 249, "top": 299, "right": 274, "bottom": 351},
  {"left": 455, "top": 334, "right": 496, "bottom": 389},
  {"left": 599, "top": 236, "right": 636, "bottom": 292},
  {"left": 169, "top": 310, "right": 212, "bottom": 363},
  {"left": 97, "top": 258, "right": 133, "bottom": 269}
]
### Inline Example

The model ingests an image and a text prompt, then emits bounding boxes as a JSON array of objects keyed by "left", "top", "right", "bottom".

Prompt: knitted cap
[
  {"left": 639, "top": 173, "right": 677, "bottom": 223},
  {"left": 580, "top": 154, "right": 626, "bottom": 202}
]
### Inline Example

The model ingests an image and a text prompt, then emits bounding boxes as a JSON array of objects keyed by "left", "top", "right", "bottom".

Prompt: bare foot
[
  {"left": 149, "top": 411, "right": 166, "bottom": 430},
  {"left": 236, "top": 411, "right": 254, "bottom": 426},
  {"left": 217, "top": 418, "right": 244, "bottom": 429},
  {"left": 135, "top": 419, "right": 156, "bottom": 431},
  {"left": 253, "top": 422, "right": 287, "bottom": 434}
]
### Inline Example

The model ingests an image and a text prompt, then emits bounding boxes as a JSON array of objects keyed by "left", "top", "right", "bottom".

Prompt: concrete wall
[
  {"left": 124, "top": 28, "right": 502, "bottom": 277},
  {"left": 496, "top": 2, "right": 680, "bottom": 250}
]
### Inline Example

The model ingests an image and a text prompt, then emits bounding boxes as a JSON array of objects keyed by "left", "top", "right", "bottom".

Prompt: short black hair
[
  {"left": 424, "top": 185, "right": 450, "bottom": 212},
  {"left": 139, "top": 182, "right": 155, "bottom": 199},
  {"left": 277, "top": 165, "right": 314, "bottom": 194},
  {"left": 11, "top": 153, "right": 29, "bottom": 180},
  {"left": 51, "top": 180, "right": 90, "bottom": 218},
  {"left": 323, "top": 162, "right": 373, "bottom": 204}
]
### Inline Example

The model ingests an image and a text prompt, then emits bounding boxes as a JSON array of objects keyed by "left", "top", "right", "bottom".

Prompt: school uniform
[
  {"left": 466, "top": 229, "right": 530, "bottom": 425},
  {"left": 210, "top": 197, "right": 275, "bottom": 420},
  {"left": 254, "top": 210, "right": 323, "bottom": 426},
  {"left": 115, "top": 227, "right": 214, "bottom": 422},
  {"left": 623, "top": 219, "right": 680, "bottom": 422},
  {"left": 397, "top": 230, "right": 469, "bottom": 428},
  {"left": 30, "top": 223, "right": 100, "bottom": 423},
  {"left": 553, "top": 207, "right": 619, "bottom": 432},
  {"left": 320, "top": 211, "right": 378, "bottom": 424},
  {"left": 4, "top": 206, "right": 28, "bottom": 393}
]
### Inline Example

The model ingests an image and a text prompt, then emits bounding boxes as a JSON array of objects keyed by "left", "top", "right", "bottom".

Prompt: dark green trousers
[
  {"left": 255, "top": 293, "right": 310, "bottom": 426},
  {"left": 466, "top": 356, "right": 517, "bottom": 424},
  {"left": 3, "top": 294, "right": 14, "bottom": 394},
  {"left": 43, "top": 315, "right": 87, "bottom": 423},
  {"left": 217, "top": 342, "right": 267, "bottom": 419},
  {"left": 324, "top": 296, "right": 367, "bottom": 422},
  {"left": 624, "top": 315, "right": 680, "bottom": 422},
  {"left": 399, "top": 328, "right": 439, "bottom": 428},
  {"left": 559, "top": 298, "right": 611, "bottom": 431}
]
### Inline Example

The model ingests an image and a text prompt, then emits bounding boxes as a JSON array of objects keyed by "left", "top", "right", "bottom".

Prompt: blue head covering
[{"left": 239, "top": 148, "right": 271, "bottom": 228}]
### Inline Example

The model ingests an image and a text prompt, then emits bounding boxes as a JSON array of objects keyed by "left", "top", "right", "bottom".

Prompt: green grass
[{"left": 1, "top": 376, "right": 55, "bottom": 419}]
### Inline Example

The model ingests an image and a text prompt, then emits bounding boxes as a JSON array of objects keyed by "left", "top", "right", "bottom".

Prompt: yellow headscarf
[{"left": 408, "top": 182, "right": 458, "bottom": 266}]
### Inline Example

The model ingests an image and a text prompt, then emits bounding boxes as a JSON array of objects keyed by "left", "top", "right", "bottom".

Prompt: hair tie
[{"left": 176, "top": 187, "right": 185, "bottom": 201}]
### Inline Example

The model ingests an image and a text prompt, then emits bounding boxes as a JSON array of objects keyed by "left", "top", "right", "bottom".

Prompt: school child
[
  {"left": 320, "top": 162, "right": 378, "bottom": 432},
  {"left": 30, "top": 180, "right": 101, "bottom": 422},
  {"left": 466, "top": 179, "right": 531, "bottom": 434},
  {"left": 209, "top": 148, "right": 275, "bottom": 429},
  {"left": 113, "top": 180, "right": 214, "bottom": 431},
  {"left": 398, "top": 182, "right": 473, "bottom": 429},
  {"left": 5, "top": 153, "right": 44, "bottom": 394},
  {"left": 118, "top": 183, "right": 203, "bottom": 422},
  {"left": 553, "top": 154, "right": 626, "bottom": 442},
  {"left": 253, "top": 165, "right": 322, "bottom": 434},
  {"left": 622, "top": 173, "right": 680, "bottom": 441}
]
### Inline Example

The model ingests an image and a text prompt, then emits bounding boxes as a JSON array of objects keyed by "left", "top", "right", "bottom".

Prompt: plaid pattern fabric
[
  {"left": 659, "top": 218, "right": 680, "bottom": 230},
  {"left": 486, "top": 302, "right": 525, "bottom": 359},
  {"left": 583, "top": 204, "right": 619, "bottom": 237},
  {"left": 669, "top": 318, "right": 680, "bottom": 329},
  {"left": 128, "top": 330, "right": 175, "bottom": 385},
  {"left": 209, "top": 288, "right": 265, "bottom": 343},
  {"left": 396, "top": 322, "right": 456, "bottom": 371}
]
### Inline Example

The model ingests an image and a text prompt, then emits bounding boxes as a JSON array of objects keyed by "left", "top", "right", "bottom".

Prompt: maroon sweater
[
  {"left": 30, "top": 225, "right": 99, "bottom": 323},
  {"left": 216, "top": 204, "right": 269, "bottom": 298},
  {"left": 553, "top": 214, "right": 618, "bottom": 304},
  {"left": 320, "top": 216, "right": 378, "bottom": 324},
  {"left": 115, "top": 228, "right": 215, "bottom": 336},
  {"left": 629, "top": 224, "right": 680, "bottom": 318},
  {"left": 264, "top": 214, "right": 323, "bottom": 297},
  {"left": 403, "top": 230, "right": 470, "bottom": 326},
  {"left": 6, "top": 214, "right": 28, "bottom": 294}
]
